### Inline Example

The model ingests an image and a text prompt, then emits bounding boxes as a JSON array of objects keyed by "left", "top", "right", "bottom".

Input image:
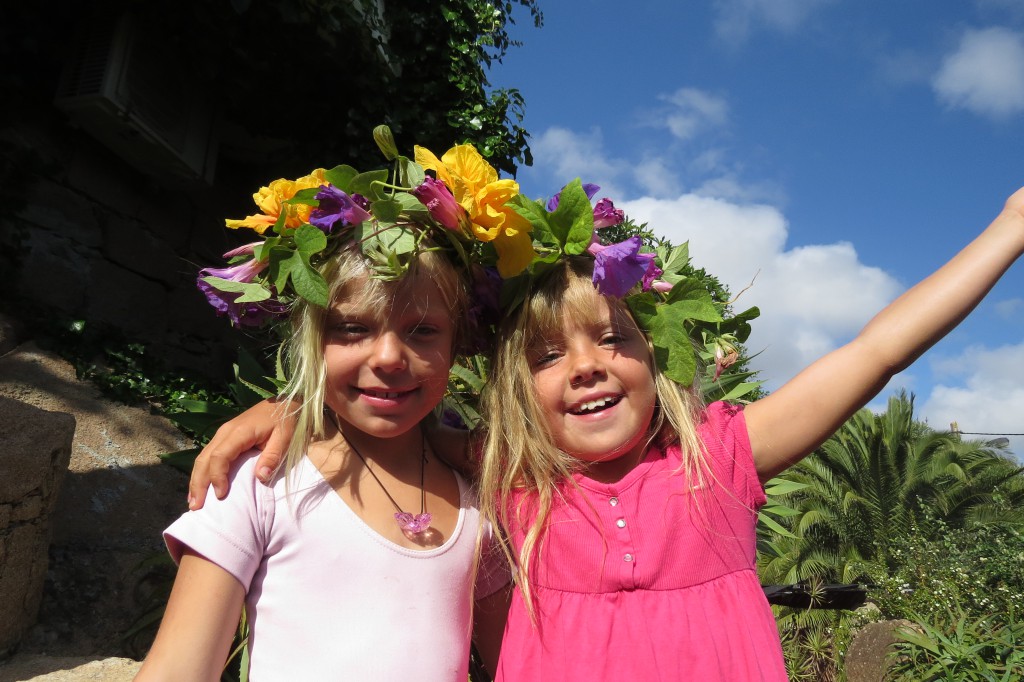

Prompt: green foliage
[
  {"left": 868, "top": 514, "right": 1024, "bottom": 625},
  {"left": 758, "top": 391, "right": 1024, "bottom": 587},
  {"left": 887, "top": 610, "right": 1024, "bottom": 682},
  {"left": 775, "top": 603, "right": 868, "bottom": 682}
]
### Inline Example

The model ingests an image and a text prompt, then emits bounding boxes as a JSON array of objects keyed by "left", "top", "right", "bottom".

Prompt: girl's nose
[
  {"left": 569, "top": 350, "right": 605, "bottom": 387},
  {"left": 369, "top": 331, "right": 408, "bottom": 372}
]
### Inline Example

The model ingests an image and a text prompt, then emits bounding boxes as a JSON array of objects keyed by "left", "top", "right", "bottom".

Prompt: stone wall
[{"left": 1, "top": 106, "right": 251, "bottom": 378}]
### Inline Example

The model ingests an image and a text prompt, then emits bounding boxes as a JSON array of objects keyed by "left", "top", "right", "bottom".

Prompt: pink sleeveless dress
[{"left": 496, "top": 402, "right": 788, "bottom": 681}]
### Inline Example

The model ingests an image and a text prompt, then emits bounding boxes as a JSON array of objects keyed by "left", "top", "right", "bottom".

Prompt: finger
[
  {"left": 188, "top": 455, "right": 211, "bottom": 510},
  {"left": 254, "top": 419, "right": 293, "bottom": 484}
]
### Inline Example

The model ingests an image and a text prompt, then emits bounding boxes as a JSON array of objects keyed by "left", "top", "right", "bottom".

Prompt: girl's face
[
  {"left": 529, "top": 291, "right": 657, "bottom": 481},
  {"left": 323, "top": 273, "right": 454, "bottom": 443}
]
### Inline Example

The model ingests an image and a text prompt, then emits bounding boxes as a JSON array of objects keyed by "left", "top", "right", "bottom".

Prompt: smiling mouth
[
  {"left": 360, "top": 388, "right": 411, "bottom": 399},
  {"left": 569, "top": 395, "right": 622, "bottom": 415}
]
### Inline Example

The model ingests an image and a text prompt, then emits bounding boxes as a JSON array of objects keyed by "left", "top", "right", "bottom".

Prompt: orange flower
[
  {"left": 414, "top": 145, "right": 535, "bottom": 276},
  {"left": 225, "top": 169, "right": 327, "bottom": 234}
]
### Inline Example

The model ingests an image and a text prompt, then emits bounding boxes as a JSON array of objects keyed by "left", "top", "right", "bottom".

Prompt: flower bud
[{"left": 373, "top": 125, "right": 399, "bottom": 161}]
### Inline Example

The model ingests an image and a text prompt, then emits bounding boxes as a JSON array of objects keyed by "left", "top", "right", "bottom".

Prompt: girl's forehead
[
  {"left": 333, "top": 273, "right": 448, "bottom": 317},
  {"left": 539, "top": 295, "right": 639, "bottom": 339}
]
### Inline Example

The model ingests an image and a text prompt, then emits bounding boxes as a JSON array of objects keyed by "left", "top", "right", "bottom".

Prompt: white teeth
[
  {"left": 577, "top": 397, "right": 614, "bottom": 413},
  {"left": 367, "top": 390, "right": 401, "bottom": 398}
]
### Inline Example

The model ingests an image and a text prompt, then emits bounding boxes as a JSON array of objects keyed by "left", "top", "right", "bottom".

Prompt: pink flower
[
  {"left": 592, "top": 198, "right": 624, "bottom": 228},
  {"left": 412, "top": 176, "right": 469, "bottom": 232}
]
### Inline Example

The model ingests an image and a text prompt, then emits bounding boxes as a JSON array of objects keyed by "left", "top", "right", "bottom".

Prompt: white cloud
[
  {"left": 656, "top": 88, "right": 730, "bottom": 141},
  {"left": 994, "top": 297, "right": 1024, "bottom": 319},
  {"left": 526, "top": 126, "right": 627, "bottom": 200},
  {"left": 932, "top": 27, "right": 1024, "bottom": 118},
  {"left": 920, "top": 342, "right": 1024, "bottom": 457},
  {"left": 623, "top": 194, "right": 903, "bottom": 387},
  {"left": 713, "top": 0, "right": 835, "bottom": 45}
]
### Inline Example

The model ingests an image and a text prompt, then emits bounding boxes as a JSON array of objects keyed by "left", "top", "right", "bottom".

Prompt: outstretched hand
[{"left": 187, "top": 398, "right": 296, "bottom": 509}]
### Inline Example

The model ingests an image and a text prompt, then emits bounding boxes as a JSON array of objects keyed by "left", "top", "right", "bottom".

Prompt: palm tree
[{"left": 758, "top": 391, "right": 1024, "bottom": 585}]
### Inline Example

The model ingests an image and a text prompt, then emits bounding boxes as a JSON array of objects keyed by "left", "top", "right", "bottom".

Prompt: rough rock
[
  {"left": 0, "top": 398, "right": 74, "bottom": 658},
  {"left": 845, "top": 618, "right": 918, "bottom": 682},
  {"left": 0, "top": 656, "right": 141, "bottom": 682},
  {"left": 0, "top": 342, "right": 190, "bottom": 661}
]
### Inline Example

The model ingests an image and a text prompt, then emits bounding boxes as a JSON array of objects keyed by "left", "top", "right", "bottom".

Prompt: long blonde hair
[
  {"left": 478, "top": 257, "right": 708, "bottom": 617},
  {"left": 276, "top": 246, "right": 470, "bottom": 480}
]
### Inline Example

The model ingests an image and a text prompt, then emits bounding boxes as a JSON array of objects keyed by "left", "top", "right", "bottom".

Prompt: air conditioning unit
[{"left": 54, "top": 9, "right": 218, "bottom": 185}]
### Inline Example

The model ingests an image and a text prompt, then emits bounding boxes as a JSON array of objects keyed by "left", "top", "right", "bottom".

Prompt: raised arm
[
  {"left": 134, "top": 551, "right": 245, "bottom": 682},
  {"left": 746, "top": 187, "right": 1024, "bottom": 481},
  {"left": 188, "top": 398, "right": 295, "bottom": 509}
]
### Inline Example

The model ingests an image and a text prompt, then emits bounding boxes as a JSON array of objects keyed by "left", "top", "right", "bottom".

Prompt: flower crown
[
  {"left": 198, "top": 126, "right": 758, "bottom": 396},
  {"left": 502, "top": 179, "right": 761, "bottom": 394},
  {"left": 197, "top": 126, "right": 531, "bottom": 328}
]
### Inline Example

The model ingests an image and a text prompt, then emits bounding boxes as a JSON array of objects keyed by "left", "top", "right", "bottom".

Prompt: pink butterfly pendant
[{"left": 395, "top": 512, "right": 432, "bottom": 534}]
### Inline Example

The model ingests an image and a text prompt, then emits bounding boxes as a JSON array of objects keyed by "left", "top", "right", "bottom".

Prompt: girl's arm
[
  {"left": 746, "top": 187, "right": 1024, "bottom": 481},
  {"left": 135, "top": 551, "right": 245, "bottom": 682},
  {"left": 473, "top": 583, "right": 512, "bottom": 675},
  {"left": 188, "top": 399, "right": 295, "bottom": 509}
]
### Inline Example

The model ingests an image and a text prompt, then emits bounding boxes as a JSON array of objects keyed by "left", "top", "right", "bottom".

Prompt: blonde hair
[
  {"left": 478, "top": 257, "right": 708, "bottom": 617},
  {"left": 276, "top": 246, "right": 469, "bottom": 480}
]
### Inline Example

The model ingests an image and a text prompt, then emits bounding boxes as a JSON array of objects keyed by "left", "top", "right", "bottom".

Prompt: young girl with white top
[{"left": 136, "top": 149, "right": 511, "bottom": 681}]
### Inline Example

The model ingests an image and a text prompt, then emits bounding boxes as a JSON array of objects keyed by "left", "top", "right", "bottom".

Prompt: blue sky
[{"left": 491, "top": 0, "right": 1024, "bottom": 454}]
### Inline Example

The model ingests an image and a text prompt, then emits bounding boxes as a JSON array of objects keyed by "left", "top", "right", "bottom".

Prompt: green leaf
[
  {"left": 283, "top": 187, "right": 320, "bottom": 206},
  {"left": 348, "top": 169, "right": 389, "bottom": 199},
  {"left": 371, "top": 198, "right": 401, "bottom": 222},
  {"left": 449, "top": 364, "right": 486, "bottom": 392},
  {"left": 508, "top": 194, "right": 554, "bottom": 245},
  {"left": 757, "top": 511, "right": 799, "bottom": 539},
  {"left": 293, "top": 223, "right": 328, "bottom": 255},
  {"left": 324, "top": 164, "right": 359, "bottom": 191},
  {"left": 199, "top": 278, "right": 271, "bottom": 303},
  {"left": 158, "top": 447, "right": 201, "bottom": 474},
  {"left": 548, "top": 179, "right": 594, "bottom": 253},
  {"left": 659, "top": 242, "right": 691, "bottom": 274},
  {"left": 287, "top": 254, "right": 329, "bottom": 307},
  {"left": 397, "top": 156, "right": 425, "bottom": 187}
]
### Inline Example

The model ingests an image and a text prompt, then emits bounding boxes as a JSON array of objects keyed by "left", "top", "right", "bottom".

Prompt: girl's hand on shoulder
[{"left": 188, "top": 398, "right": 297, "bottom": 509}]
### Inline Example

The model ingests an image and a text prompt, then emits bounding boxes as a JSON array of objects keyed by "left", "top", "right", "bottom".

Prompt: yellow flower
[
  {"left": 415, "top": 144, "right": 535, "bottom": 276},
  {"left": 225, "top": 169, "right": 327, "bottom": 234}
]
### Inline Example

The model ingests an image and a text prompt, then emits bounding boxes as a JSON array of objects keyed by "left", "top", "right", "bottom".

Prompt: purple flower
[
  {"left": 587, "top": 236, "right": 663, "bottom": 297},
  {"left": 197, "top": 259, "right": 286, "bottom": 327},
  {"left": 309, "top": 185, "right": 372, "bottom": 234},
  {"left": 222, "top": 241, "right": 262, "bottom": 259},
  {"left": 592, "top": 198, "right": 624, "bottom": 229},
  {"left": 412, "top": 176, "right": 468, "bottom": 232},
  {"left": 546, "top": 183, "right": 601, "bottom": 212}
]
